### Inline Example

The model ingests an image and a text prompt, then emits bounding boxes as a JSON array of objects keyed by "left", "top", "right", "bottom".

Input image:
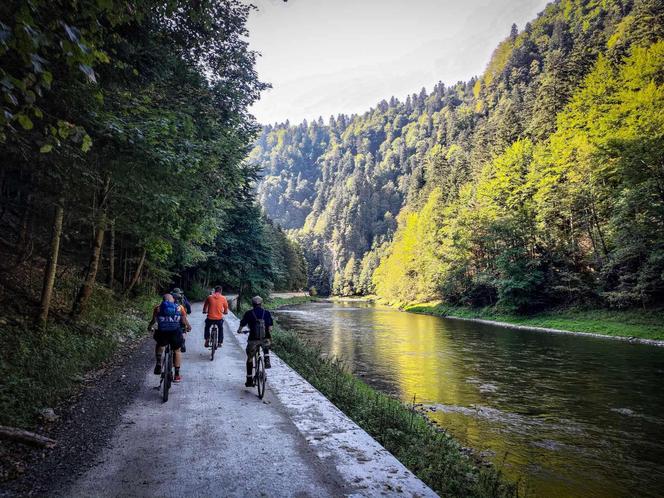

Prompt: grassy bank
[
  {"left": 0, "top": 288, "right": 155, "bottom": 428},
  {"left": 266, "top": 294, "right": 319, "bottom": 309},
  {"left": 271, "top": 326, "right": 518, "bottom": 498},
  {"left": 402, "top": 302, "right": 664, "bottom": 341}
]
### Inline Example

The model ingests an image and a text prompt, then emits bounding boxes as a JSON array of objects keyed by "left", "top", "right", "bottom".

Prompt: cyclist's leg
[
  {"left": 204, "top": 318, "right": 212, "bottom": 346},
  {"left": 153, "top": 330, "right": 167, "bottom": 374},
  {"left": 217, "top": 319, "right": 224, "bottom": 345},
  {"left": 262, "top": 339, "right": 272, "bottom": 368},
  {"left": 245, "top": 342, "right": 257, "bottom": 386},
  {"left": 171, "top": 331, "right": 184, "bottom": 380}
]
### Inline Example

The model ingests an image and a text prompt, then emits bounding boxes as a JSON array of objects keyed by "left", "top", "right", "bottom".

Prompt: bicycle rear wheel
[
  {"left": 210, "top": 325, "right": 217, "bottom": 361},
  {"left": 162, "top": 349, "right": 172, "bottom": 402},
  {"left": 256, "top": 355, "right": 266, "bottom": 399}
]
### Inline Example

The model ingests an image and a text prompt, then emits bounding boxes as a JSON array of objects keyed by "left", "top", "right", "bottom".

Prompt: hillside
[{"left": 250, "top": 0, "right": 664, "bottom": 310}]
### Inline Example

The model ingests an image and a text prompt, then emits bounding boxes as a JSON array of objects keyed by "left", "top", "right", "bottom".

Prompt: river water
[{"left": 273, "top": 301, "right": 664, "bottom": 498}]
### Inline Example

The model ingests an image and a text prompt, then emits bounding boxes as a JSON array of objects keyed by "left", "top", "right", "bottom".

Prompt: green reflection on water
[{"left": 276, "top": 301, "right": 664, "bottom": 498}]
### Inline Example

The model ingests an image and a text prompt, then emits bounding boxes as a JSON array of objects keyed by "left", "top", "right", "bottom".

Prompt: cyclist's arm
[
  {"left": 237, "top": 313, "right": 248, "bottom": 333},
  {"left": 222, "top": 298, "right": 229, "bottom": 315},
  {"left": 147, "top": 307, "right": 158, "bottom": 330},
  {"left": 202, "top": 297, "right": 209, "bottom": 314},
  {"left": 181, "top": 313, "right": 192, "bottom": 332}
]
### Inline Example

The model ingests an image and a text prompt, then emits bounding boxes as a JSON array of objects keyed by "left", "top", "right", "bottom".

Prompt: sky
[{"left": 246, "top": 0, "right": 551, "bottom": 125}]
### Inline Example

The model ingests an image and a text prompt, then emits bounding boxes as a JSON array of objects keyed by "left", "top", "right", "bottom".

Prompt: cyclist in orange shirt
[{"left": 202, "top": 285, "right": 229, "bottom": 348}]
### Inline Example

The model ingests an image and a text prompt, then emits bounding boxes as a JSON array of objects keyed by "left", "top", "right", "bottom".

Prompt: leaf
[
  {"left": 78, "top": 64, "right": 97, "bottom": 83},
  {"left": 17, "top": 114, "right": 33, "bottom": 130},
  {"left": 4, "top": 92, "right": 18, "bottom": 106},
  {"left": 81, "top": 134, "right": 93, "bottom": 152},
  {"left": 40, "top": 144, "right": 53, "bottom": 153},
  {"left": 42, "top": 71, "right": 53, "bottom": 87},
  {"left": 62, "top": 23, "right": 79, "bottom": 42},
  {"left": 32, "top": 107, "right": 43, "bottom": 118}
]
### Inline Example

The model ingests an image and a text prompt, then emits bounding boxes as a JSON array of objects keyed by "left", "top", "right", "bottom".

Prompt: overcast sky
[{"left": 246, "top": 0, "right": 551, "bottom": 125}]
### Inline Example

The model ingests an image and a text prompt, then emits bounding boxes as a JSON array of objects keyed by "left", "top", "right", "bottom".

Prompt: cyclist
[
  {"left": 236, "top": 295, "right": 273, "bottom": 387},
  {"left": 172, "top": 287, "right": 192, "bottom": 314},
  {"left": 202, "top": 285, "right": 229, "bottom": 348},
  {"left": 148, "top": 294, "right": 191, "bottom": 383},
  {"left": 171, "top": 289, "right": 190, "bottom": 352}
]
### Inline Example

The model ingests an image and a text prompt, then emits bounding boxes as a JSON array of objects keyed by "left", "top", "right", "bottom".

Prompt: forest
[
  {"left": 0, "top": 0, "right": 306, "bottom": 327},
  {"left": 251, "top": 0, "right": 663, "bottom": 312}
]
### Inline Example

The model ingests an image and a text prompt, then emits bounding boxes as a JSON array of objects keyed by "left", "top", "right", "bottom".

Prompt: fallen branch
[{"left": 0, "top": 425, "right": 57, "bottom": 448}]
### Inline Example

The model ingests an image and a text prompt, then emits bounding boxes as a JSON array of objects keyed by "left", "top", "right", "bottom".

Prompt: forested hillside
[
  {"left": 0, "top": 0, "right": 306, "bottom": 325},
  {"left": 251, "top": 0, "right": 663, "bottom": 310}
]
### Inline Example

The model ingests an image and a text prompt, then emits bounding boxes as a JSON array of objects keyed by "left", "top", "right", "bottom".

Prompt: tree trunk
[
  {"left": 38, "top": 198, "right": 64, "bottom": 326},
  {"left": 125, "top": 247, "right": 146, "bottom": 295},
  {"left": 0, "top": 425, "right": 57, "bottom": 448},
  {"left": 71, "top": 210, "right": 107, "bottom": 317},
  {"left": 107, "top": 219, "right": 115, "bottom": 289}
]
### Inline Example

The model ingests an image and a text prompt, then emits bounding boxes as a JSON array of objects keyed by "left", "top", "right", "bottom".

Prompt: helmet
[{"left": 251, "top": 295, "right": 263, "bottom": 305}]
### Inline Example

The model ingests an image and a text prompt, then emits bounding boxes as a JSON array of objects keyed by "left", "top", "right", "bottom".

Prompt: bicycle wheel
[
  {"left": 256, "top": 355, "right": 266, "bottom": 399},
  {"left": 210, "top": 325, "right": 217, "bottom": 361},
  {"left": 162, "top": 349, "right": 172, "bottom": 403}
]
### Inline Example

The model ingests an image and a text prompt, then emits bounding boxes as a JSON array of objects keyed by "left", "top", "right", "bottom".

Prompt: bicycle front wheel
[
  {"left": 162, "top": 351, "right": 172, "bottom": 402},
  {"left": 256, "top": 355, "right": 266, "bottom": 399}
]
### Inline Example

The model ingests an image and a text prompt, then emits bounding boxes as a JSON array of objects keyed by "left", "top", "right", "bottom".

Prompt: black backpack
[{"left": 252, "top": 309, "right": 266, "bottom": 340}]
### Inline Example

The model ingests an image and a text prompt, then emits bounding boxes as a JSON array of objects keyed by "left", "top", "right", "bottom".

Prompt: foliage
[
  {"left": 272, "top": 326, "right": 518, "bottom": 498},
  {"left": 251, "top": 0, "right": 664, "bottom": 312},
  {"left": 404, "top": 302, "right": 664, "bottom": 340},
  {"left": 0, "top": 289, "right": 154, "bottom": 428}
]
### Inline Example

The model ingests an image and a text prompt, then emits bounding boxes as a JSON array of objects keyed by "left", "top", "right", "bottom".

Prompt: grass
[
  {"left": 271, "top": 326, "right": 519, "bottom": 498},
  {"left": 265, "top": 294, "right": 319, "bottom": 309},
  {"left": 404, "top": 302, "right": 664, "bottom": 340},
  {"left": 0, "top": 287, "right": 156, "bottom": 428}
]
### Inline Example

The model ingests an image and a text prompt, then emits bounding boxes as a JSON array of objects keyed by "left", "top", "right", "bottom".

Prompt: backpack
[
  {"left": 252, "top": 309, "right": 266, "bottom": 340},
  {"left": 157, "top": 301, "right": 182, "bottom": 332}
]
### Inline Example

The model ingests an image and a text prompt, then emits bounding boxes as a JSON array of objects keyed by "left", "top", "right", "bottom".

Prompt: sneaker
[
  {"left": 173, "top": 375, "right": 182, "bottom": 383},
  {"left": 245, "top": 377, "right": 254, "bottom": 387},
  {"left": 217, "top": 342, "right": 223, "bottom": 348},
  {"left": 154, "top": 363, "right": 162, "bottom": 375},
  {"left": 264, "top": 356, "right": 272, "bottom": 369},
  {"left": 204, "top": 340, "right": 209, "bottom": 348}
]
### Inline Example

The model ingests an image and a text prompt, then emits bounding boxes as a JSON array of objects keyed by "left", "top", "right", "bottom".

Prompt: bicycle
[
  {"left": 249, "top": 338, "right": 267, "bottom": 399},
  {"left": 159, "top": 343, "right": 174, "bottom": 402},
  {"left": 209, "top": 323, "right": 219, "bottom": 361}
]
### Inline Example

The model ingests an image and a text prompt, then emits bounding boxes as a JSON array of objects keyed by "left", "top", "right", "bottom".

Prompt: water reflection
[{"left": 275, "top": 301, "right": 664, "bottom": 498}]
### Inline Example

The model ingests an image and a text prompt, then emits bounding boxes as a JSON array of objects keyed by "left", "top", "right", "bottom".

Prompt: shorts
[
  {"left": 246, "top": 339, "right": 271, "bottom": 358},
  {"left": 153, "top": 329, "right": 184, "bottom": 350}
]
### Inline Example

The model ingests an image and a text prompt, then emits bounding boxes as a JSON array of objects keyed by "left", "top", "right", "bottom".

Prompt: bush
[{"left": 0, "top": 290, "right": 154, "bottom": 428}]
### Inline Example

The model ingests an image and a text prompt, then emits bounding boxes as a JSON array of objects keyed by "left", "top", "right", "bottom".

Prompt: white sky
[{"left": 246, "top": 0, "right": 551, "bottom": 125}]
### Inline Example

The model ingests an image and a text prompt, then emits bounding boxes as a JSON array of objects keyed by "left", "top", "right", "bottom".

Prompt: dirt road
[{"left": 62, "top": 303, "right": 346, "bottom": 497}]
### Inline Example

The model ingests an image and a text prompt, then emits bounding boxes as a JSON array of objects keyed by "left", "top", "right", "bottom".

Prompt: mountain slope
[{"left": 250, "top": 0, "right": 664, "bottom": 308}]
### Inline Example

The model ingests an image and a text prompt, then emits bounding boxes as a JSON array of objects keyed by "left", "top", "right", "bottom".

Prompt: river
[{"left": 273, "top": 300, "right": 664, "bottom": 498}]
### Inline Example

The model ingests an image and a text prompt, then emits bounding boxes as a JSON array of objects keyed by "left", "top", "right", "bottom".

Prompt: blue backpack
[{"left": 157, "top": 301, "right": 182, "bottom": 332}]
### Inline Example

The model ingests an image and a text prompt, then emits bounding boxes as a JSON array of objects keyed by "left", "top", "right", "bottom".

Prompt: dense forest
[
  {"left": 0, "top": 0, "right": 306, "bottom": 324},
  {"left": 251, "top": 0, "right": 663, "bottom": 311}
]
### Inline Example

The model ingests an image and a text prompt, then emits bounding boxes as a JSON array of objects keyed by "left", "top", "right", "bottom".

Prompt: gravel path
[{"left": 58, "top": 303, "right": 346, "bottom": 497}]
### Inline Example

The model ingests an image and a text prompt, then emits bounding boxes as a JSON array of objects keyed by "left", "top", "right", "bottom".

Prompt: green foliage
[
  {"left": 404, "top": 303, "right": 664, "bottom": 340},
  {"left": 0, "top": 289, "right": 154, "bottom": 428},
  {"left": 252, "top": 1, "right": 664, "bottom": 313},
  {"left": 272, "top": 327, "right": 518, "bottom": 498}
]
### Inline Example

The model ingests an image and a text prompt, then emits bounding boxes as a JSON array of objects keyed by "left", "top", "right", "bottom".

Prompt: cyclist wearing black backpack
[{"left": 237, "top": 295, "right": 273, "bottom": 387}]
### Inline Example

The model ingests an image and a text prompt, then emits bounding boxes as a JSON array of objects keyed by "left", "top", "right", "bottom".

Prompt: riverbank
[
  {"left": 401, "top": 302, "right": 664, "bottom": 343},
  {"left": 270, "top": 323, "right": 518, "bottom": 498}
]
